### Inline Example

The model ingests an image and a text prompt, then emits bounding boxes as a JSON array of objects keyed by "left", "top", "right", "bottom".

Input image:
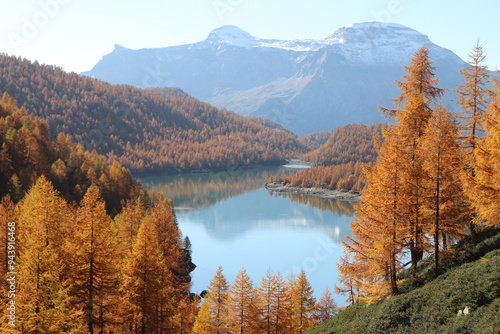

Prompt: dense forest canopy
[
  {"left": 0, "top": 54, "right": 309, "bottom": 175},
  {"left": 303, "top": 124, "right": 385, "bottom": 167},
  {"left": 0, "top": 92, "right": 141, "bottom": 215}
]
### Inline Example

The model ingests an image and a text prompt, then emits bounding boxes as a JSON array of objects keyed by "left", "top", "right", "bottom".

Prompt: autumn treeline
[
  {"left": 276, "top": 161, "right": 367, "bottom": 193},
  {"left": 302, "top": 124, "right": 385, "bottom": 167},
  {"left": 0, "top": 54, "right": 309, "bottom": 174},
  {"left": 0, "top": 94, "right": 197, "bottom": 332},
  {"left": 274, "top": 124, "right": 385, "bottom": 192},
  {"left": 336, "top": 43, "right": 500, "bottom": 304},
  {"left": 0, "top": 93, "right": 141, "bottom": 216},
  {"left": 0, "top": 176, "right": 197, "bottom": 333},
  {"left": 193, "top": 267, "right": 337, "bottom": 334}
]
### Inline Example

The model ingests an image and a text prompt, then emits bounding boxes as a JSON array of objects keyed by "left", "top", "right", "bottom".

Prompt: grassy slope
[{"left": 307, "top": 229, "right": 500, "bottom": 334}]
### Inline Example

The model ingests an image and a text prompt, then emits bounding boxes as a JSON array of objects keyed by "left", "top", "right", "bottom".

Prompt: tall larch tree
[
  {"left": 148, "top": 193, "right": 193, "bottom": 327},
  {"left": 14, "top": 176, "right": 81, "bottom": 333},
  {"left": 455, "top": 41, "right": 491, "bottom": 235},
  {"left": 142, "top": 196, "right": 185, "bottom": 334},
  {"left": 271, "top": 271, "right": 293, "bottom": 334},
  {"left": 291, "top": 270, "right": 316, "bottom": 333},
  {"left": 420, "top": 105, "right": 467, "bottom": 269},
  {"left": 339, "top": 129, "right": 406, "bottom": 302},
  {"left": 227, "top": 267, "right": 261, "bottom": 333},
  {"left": 192, "top": 265, "right": 229, "bottom": 334},
  {"left": 380, "top": 45, "right": 445, "bottom": 281},
  {"left": 68, "top": 185, "right": 119, "bottom": 334},
  {"left": 471, "top": 77, "right": 500, "bottom": 227},
  {"left": 258, "top": 268, "right": 277, "bottom": 334},
  {"left": 121, "top": 219, "right": 175, "bottom": 334}
]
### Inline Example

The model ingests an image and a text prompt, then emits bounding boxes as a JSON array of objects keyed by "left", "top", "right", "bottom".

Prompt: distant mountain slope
[
  {"left": 0, "top": 54, "right": 308, "bottom": 174},
  {"left": 83, "top": 22, "right": 467, "bottom": 135}
]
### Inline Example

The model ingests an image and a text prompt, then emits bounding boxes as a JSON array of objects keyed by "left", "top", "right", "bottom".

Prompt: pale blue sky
[{"left": 1, "top": 0, "right": 499, "bottom": 73}]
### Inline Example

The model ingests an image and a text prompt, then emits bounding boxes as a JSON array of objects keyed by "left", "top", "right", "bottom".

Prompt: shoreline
[
  {"left": 264, "top": 183, "right": 361, "bottom": 201},
  {"left": 133, "top": 160, "right": 290, "bottom": 178}
]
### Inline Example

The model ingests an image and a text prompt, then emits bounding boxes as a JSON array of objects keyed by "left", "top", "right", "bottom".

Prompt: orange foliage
[
  {"left": 0, "top": 55, "right": 309, "bottom": 174},
  {"left": 279, "top": 161, "right": 368, "bottom": 193}
]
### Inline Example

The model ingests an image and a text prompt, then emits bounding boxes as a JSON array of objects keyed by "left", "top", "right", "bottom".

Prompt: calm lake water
[{"left": 140, "top": 165, "right": 354, "bottom": 304}]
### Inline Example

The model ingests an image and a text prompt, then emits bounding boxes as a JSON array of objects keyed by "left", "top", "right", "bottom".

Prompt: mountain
[
  {"left": 0, "top": 55, "right": 309, "bottom": 174},
  {"left": 83, "top": 22, "right": 468, "bottom": 135}
]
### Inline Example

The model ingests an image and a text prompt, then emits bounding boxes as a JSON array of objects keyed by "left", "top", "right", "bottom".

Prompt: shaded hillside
[
  {"left": 299, "top": 131, "right": 331, "bottom": 150},
  {"left": 0, "top": 54, "right": 309, "bottom": 174},
  {"left": 307, "top": 229, "right": 500, "bottom": 334}
]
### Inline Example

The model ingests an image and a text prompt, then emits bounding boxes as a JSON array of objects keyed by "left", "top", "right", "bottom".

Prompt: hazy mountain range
[{"left": 83, "top": 22, "right": 467, "bottom": 135}]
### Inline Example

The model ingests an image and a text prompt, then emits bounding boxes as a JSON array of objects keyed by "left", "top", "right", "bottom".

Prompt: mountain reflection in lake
[{"left": 140, "top": 166, "right": 354, "bottom": 304}]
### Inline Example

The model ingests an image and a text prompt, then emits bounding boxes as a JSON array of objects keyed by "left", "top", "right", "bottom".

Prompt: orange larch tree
[
  {"left": 291, "top": 269, "right": 316, "bottom": 333},
  {"left": 68, "top": 185, "right": 119, "bottom": 334},
  {"left": 340, "top": 128, "right": 407, "bottom": 302},
  {"left": 380, "top": 46, "right": 445, "bottom": 281},
  {"left": 420, "top": 105, "right": 468, "bottom": 269},
  {"left": 227, "top": 267, "right": 261, "bottom": 333},
  {"left": 192, "top": 266, "right": 229, "bottom": 334},
  {"left": 455, "top": 41, "right": 491, "bottom": 235},
  {"left": 470, "top": 77, "right": 500, "bottom": 227}
]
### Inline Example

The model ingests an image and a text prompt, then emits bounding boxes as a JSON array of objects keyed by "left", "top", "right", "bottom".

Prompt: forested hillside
[
  {"left": 308, "top": 43, "right": 500, "bottom": 333},
  {"left": 0, "top": 94, "right": 198, "bottom": 332},
  {"left": 0, "top": 93, "right": 139, "bottom": 215},
  {"left": 302, "top": 123, "right": 385, "bottom": 166},
  {"left": 0, "top": 54, "right": 309, "bottom": 174},
  {"left": 274, "top": 124, "right": 385, "bottom": 192}
]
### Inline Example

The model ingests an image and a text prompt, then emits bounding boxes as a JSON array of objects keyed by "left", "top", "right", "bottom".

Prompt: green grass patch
[{"left": 307, "top": 228, "right": 500, "bottom": 334}]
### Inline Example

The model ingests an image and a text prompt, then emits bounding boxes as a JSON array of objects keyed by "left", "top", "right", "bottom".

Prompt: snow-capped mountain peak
[
  {"left": 328, "top": 21, "right": 429, "bottom": 44},
  {"left": 206, "top": 25, "right": 259, "bottom": 47}
]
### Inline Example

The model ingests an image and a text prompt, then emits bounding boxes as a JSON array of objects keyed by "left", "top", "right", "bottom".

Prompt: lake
[{"left": 140, "top": 165, "right": 354, "bottom": 304}]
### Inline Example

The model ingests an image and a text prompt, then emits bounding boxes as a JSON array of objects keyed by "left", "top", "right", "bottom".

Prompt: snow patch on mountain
[{"left": 205, "top": 25, "right": 259, "bottom": 47}]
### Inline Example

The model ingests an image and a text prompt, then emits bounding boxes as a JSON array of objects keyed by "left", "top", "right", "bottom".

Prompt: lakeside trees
[
  {"left": 274, "top": 124, "right": 385, "bottom": 193},
  {"left": 338, "top": 44, "right": 500, "bottom": 304},
  {"left": 0, "top": 173, "right": 197, "bottom": 333}
]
